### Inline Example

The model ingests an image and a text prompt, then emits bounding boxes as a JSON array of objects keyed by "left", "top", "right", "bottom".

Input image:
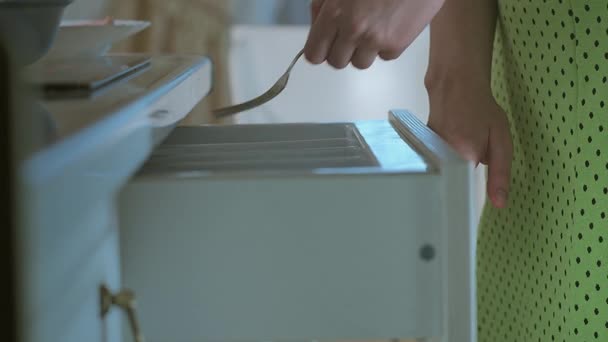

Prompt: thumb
[{"left": 486, "top": 121, "right": 513, "bottom": 209}]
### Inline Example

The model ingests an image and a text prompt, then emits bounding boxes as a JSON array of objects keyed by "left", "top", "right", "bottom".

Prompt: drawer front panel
[{"left": 120, "top": 175, "right": 443, "bottom": 341}]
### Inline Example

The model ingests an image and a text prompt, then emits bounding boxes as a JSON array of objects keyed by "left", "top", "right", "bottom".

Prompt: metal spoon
[{"left": 212, "top": 49, "right": 304, "bottom": 119}]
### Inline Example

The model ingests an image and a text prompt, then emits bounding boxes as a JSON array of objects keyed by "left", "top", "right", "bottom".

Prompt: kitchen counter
[
  {"left": 17, "top": 54, "right": 212, "bottom": 342},
  {"left": 23, "top": 54, "right": 211, "bottom": 193}
]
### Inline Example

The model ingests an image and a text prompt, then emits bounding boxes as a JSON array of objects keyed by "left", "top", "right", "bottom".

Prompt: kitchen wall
[
  {"left": 232, "top": 0, "right": 310, "bottom": 25},
  {"left": 64, "top": 0, "right": 310, "bottom": 24},
  {"left": 62, "top": 0, "right": 107, "bottom": 19}
]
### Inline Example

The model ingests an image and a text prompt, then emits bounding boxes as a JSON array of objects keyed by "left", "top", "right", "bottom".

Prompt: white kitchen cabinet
[
  {"left": 17, "top": 55, "right": 212, "bottom": 342},
  {"left": 118, "top": 111, "right": 477, "bottom": 342}
]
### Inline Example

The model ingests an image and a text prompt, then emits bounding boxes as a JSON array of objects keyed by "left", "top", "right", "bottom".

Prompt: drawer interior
[{"left": 139, "top": 123, "right": 379, "bottom": 173}]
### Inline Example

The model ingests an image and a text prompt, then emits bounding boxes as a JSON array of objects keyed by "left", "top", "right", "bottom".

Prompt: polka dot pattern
[{"left": 477, "top": 0, "right": 608, "bottom": 341}]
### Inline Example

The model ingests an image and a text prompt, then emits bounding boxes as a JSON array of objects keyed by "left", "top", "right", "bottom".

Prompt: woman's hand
[
  {"left": 425, "top": 0, "right": 510, "bottom": 209},
  {"left": 305, "top": 0, "right": 444, "bottom": 69},
  {"left": 426, "top": 75, "right": 513, "bottom": 209}
]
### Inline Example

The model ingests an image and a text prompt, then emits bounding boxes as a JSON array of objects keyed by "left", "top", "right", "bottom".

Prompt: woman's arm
[
  {"left": 425, "top": 0, "right": 498, "bottom": 91},
  {"left": 425, "top": 0, "right": 513, "bottom": 209}
]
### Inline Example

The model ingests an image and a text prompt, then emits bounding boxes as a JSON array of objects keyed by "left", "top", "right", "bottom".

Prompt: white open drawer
[{"left": 118, "top": 110, "right": 476, "bottom": 342}]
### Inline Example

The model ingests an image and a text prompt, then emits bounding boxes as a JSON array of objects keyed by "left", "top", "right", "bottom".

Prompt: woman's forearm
[
  {"left": 425, "top": 0, "right": 498, "bottom": 91},
  {"left": 424, "top": 0, "right": 512, "bottom": 209}
]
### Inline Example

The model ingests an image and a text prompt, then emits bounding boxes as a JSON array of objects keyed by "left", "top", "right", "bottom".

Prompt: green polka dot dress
[{"left": 477, "top": 0, "right": 608, "bottom": 341}]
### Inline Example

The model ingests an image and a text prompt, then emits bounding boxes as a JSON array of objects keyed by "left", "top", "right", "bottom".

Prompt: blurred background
[{"left": 64, "top": 0, "right": 313, "bottom": 25}]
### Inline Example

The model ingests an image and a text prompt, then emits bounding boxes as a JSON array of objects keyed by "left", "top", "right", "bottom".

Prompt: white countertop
[
  {"left": 43, "top": 55, "right": 210, "bottom": 144},
  {"left": 22, "top": 55, "right": 212, "bottom": 223}
]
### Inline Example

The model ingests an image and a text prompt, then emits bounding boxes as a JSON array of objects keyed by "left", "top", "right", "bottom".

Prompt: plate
[{"left": 42, "top": 19, "right": 150, "bottom": 61}]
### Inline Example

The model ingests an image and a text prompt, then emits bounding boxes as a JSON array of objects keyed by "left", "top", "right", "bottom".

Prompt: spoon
[{"left": 212, "top": 48, "right": 304, "bottom": 119}]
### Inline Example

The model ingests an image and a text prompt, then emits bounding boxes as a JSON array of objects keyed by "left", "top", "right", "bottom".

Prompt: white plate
[{"left": 42, "top": 19, "right": 150, "bottom": 61}]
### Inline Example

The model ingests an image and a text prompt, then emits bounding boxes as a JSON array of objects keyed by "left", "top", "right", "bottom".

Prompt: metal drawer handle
[{"left": 100, "top": 284, "right": 145, "bottom": 342}]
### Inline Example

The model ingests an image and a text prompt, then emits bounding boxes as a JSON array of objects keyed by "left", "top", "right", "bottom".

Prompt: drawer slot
[{"left": 139, "top": 123, "right": 379, "bottom": 173}]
